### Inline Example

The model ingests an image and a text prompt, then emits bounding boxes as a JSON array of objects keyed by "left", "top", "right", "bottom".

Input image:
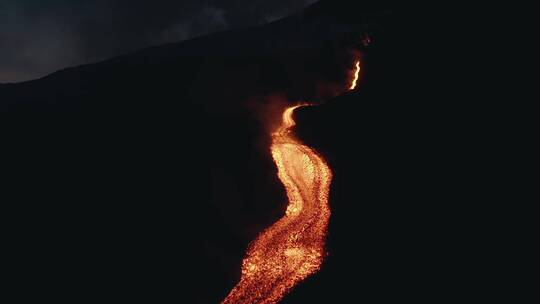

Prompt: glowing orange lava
[
  {"left": 350, "top": 60, "right": 361, "bottom": 90},
  {"left": 222, "top": 104, "right": 332, "bottom": 304},
  {"left": 223, "top": 60, "right": 360, "bottom": 304}
]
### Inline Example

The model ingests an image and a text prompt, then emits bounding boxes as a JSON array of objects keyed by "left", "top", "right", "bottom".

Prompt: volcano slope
[{"left": 0, "top": 2, "right": 477, "bottom": 303}]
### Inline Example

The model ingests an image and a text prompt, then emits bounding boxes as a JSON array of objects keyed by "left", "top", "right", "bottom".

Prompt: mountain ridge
[
  {"left": 0, "top": 2, "right": 385, "bottom": 113},
  {"left": 1, "top": 0, "right": 384, "bottom": 87}
]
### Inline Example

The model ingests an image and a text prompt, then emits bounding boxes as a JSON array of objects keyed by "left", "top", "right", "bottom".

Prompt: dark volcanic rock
[{"left": 3, "top": 2, "right": 477, "bottom": 303}]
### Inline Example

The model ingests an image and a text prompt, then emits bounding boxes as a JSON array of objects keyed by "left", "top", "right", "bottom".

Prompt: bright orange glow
[
  {"left": 223, "top": 105, "right": 332, "bottom": 304},
  {"left": 282, "top": 105, "right": 302, "bottom": 129},
  {"left": 223, "top": 59, "right": 361, "bottom": 303},
  {"left": 349, "top": 60, "right": 361, "bottom": 90}
]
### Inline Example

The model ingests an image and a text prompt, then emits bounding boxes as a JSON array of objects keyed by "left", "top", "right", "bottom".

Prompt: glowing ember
[
  {"left": 350, "top": 60, "right": 361, "bottom": 90},
  {"left": 223, "top": 60, "right": 360, "bottom": 303}
]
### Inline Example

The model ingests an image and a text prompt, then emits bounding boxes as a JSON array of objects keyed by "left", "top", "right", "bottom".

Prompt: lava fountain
[{"left": 223, "top": 60, "right": 360, "bottom": 304}]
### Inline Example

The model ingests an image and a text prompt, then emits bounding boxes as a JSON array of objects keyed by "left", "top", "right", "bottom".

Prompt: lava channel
[{"left": 223, "top": 60, "right": 360, "bottom": 304}]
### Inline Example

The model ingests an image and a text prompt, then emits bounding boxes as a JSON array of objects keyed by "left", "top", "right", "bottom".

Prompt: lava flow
[
  {"left": 350, "top": 60, "right": 361, "bottom": 90},
  {"left": 223, "top": 60, "right": 360, "bottom": 304},
  {"left": 223, "top": 104, "right": 332, "bottom": 304}
]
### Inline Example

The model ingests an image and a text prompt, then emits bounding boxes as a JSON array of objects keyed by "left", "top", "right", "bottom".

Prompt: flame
[
  {"left": 222, "top": 105, "right": 332, "bottom": 304},
  {"left": 349, "top": 60, "right": 361, "bottom": 90}
]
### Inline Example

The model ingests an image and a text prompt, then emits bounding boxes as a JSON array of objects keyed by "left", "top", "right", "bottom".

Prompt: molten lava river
[{"left": 223, "top": 60, "right": 360, "bottom": 304}]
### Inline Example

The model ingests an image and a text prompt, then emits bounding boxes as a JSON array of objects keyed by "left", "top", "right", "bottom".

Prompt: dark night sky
[{"left": 0, "top": 0, "right": 318, "bottom": 82}]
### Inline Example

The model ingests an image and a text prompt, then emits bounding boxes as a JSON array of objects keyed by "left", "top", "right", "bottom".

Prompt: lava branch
[
  {"left": 350, "top": 60, "right": 361, "bottom": 90},
  {"left": 223, "top": 60, "right": 360, "bottom": 304}
]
